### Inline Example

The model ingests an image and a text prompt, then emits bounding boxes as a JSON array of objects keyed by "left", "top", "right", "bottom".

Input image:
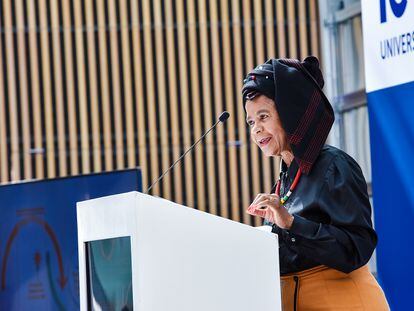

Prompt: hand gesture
[{"left": 247, "top": 193, "right": 294, "bottom": 229}]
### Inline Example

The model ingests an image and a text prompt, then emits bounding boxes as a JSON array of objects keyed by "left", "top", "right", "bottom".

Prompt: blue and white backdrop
[{"left": 361, "top": 1, "right": 414, "bottom": 310}]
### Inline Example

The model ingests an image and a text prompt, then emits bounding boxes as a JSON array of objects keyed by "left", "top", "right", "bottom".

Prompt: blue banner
[
  {"left": 367, "top": 81, "right": 414, "bottom": 310},
  {"left": 362, "top": 1, "right": 414, "bottom": 309},
  {"left": 0, "top": 169, "right": 142, "bottom": 310}
]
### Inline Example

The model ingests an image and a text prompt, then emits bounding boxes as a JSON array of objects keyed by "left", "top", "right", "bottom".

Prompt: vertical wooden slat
[
  {"left": 74, "top": 0, "right": 90, "bottom": 174},
  {"left": 242, "top": 0, "right": 261, "bottom": 226},
  {"left": 153, "top": 0, "right": 171, "bottom": 200},
  {"left": 142, "top": 0, "right": 160, "bottom": 195},
  {"left": 62, "top": 0, "right": 79, "bottom": 175},
  {"left": 309, "top": 0, "right": 320, "bottom": 56},
  {"left": 253, "top": 0, "right": 272, "bottom": 197},
  {"left": 39, "top": 0, "right": 56, "bottom": 178},
  {"left": 108, "top": 0, "right": 124, "bottom": 169},
  {"left": 298, "top": 0, "right": 308, "bottom": 59},
  {"left": 50, "top": 0, "right": 68, "bottom": 177},
  {"left": 198, "top": 0, "right": 217, "bottom": 214},
  {"left": 27, "top": 0, "right": 44, "bottom": 178},
  {"left": 164, "top": 0, "right": 183, "bottom": 203},
  {"left": 0, "top": 11, "right": 8, "bottom": 183},
  {"left": 220, "top": 0, "right": 240, "bottom": 221},
  {"left": 232, "top": 0, "right": 251, "bottom": 223},
  {"left": 276, "top": 0, "right": 287, "bottom": 57},
  {"left": 176, "top": 0, "right": 194, "bottom": 206},
  {"left": 85, "top": 0, "right": 102, "bottom": 172},
  {"left": 253, "top": 0, "right": 265, "bottom": 64},
  {"left": 96, "top": 0, "right": 113, "bottom": 171},
  {"left": 119, "top": 0, "right": 136, "bottom": 169},
  {"left": 131, "top": 0, "right": 148, "bottom": 190},
  {"left": 15, "top": 0, "right": 32, "bottom": 180},
  {"left": 265, "top": 0, "right": 276, "bottom": 58},
  {"left": 187, "top": 0, "right": 206, "bottom": 212},
  {"left": 4, "top": 0, "right": 21, "bottom": 181},
  {"left": 287, "top": 0, "right": 297, "bottom": 58},
  {"left": 209, "top": 1, "right": 228, "bottom": 217}
]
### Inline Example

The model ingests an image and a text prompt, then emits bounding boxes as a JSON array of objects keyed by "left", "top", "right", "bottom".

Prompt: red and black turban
[{"left": 242, "top": 56, "right": 334, "bottom": 174}]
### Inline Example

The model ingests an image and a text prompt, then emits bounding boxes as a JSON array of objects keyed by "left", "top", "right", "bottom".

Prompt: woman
[{"left": 242, "top": 57, "right": 389, "bottom": 310}]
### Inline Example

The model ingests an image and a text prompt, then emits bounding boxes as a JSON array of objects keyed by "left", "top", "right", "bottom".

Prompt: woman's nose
[{"left": 253, "top": 122, "right": 263, "bottom": 134}]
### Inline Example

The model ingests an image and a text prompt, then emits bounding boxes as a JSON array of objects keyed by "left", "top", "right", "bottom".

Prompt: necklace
[{"left": 275, "top": 167, "right": 302, "bottom": 205}]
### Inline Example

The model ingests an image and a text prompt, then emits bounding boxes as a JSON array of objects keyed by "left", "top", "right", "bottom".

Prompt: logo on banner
[
  {"left": 378, "top": 0, "right": 413, "bottom": 60},
  {"left": 380, "top": 0, "right": 407, "bottom": 23},
  {"left": 361, "top": 0, "right": 414, "bottom": 91}
]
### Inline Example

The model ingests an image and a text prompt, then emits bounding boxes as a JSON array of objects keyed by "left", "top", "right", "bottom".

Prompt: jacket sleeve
[{"left": 287, "top": 154, "right": 377, "bottom": 273}]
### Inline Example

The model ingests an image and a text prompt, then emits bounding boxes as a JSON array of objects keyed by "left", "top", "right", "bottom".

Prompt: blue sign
[{"left": 0, "top": 169, "right": 142, "bottom": 310}]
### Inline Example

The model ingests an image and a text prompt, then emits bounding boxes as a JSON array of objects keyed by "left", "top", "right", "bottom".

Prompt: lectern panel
[
  {"left": 77, "top": 192, "right": 281, "bottom": 310},
  {"left": 86, "top": 236, "right": 133, "bottom": 311}
]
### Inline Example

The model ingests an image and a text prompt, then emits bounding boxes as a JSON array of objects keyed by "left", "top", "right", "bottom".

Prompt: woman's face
[{"left": 245, "top": 95, "right": 290, "bottom": 157}]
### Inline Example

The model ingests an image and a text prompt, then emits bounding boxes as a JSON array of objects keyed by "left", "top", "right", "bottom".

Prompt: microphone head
[{"left": 218, "top": 111, "right": 230, "bottom": 122}]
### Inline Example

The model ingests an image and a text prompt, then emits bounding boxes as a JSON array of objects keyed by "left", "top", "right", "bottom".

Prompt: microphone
[{"left": 146, "top": 111, "right": 230, "bottom": 194}]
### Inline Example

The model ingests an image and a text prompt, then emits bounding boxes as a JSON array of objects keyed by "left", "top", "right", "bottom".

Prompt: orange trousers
[{"left": 280, "top": 265, "right": 389, "bottom": 310}]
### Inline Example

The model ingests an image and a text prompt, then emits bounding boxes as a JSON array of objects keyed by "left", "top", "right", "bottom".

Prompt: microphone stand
[{"left": 146, "top": 111, "right": 229, "bottom": 194}]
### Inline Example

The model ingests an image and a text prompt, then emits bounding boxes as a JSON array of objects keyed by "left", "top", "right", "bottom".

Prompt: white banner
[{"left": 361, "top": 0, "right": 414, "bottom": 92}]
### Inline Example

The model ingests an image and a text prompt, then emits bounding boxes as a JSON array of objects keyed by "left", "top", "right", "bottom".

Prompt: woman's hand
[{"left": 249, "top": 193, "right": 294, "bottom": 229}]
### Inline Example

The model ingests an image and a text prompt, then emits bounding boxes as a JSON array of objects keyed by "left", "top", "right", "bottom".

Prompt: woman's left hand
[{"left": 249, "top": 193, "right": 294, "bottom": 229}]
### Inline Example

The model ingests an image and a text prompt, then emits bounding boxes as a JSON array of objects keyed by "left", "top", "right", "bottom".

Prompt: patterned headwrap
[{"left": 242, "top": 56, "right": 334, "bottom": 174}]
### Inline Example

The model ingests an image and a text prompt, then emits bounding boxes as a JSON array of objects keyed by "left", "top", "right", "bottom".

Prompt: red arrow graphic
[{"left": 1, "top": 216, "right": 68, "bottom": 290}]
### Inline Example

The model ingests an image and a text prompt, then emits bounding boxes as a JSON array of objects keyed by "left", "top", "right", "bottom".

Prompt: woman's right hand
[{"left": 248, "top": 193, "right": 294, "bottom": 229}]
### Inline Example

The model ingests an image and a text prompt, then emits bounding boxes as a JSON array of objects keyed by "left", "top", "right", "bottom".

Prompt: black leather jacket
[{"left": 265, "top": 145, "right": 377, "bottom": 275}]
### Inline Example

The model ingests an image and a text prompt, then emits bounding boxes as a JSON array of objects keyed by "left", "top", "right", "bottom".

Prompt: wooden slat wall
[{"left": 0, "top": 0, "right": 320, "bottom": 225}]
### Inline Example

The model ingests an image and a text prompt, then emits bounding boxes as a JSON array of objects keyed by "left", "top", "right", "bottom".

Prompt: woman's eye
[
  {"left": 247, "top": 121, "right": 254, "bottom": 127},
  {"left": 259, "top": 114, "right": 268, "bottom": 120}
]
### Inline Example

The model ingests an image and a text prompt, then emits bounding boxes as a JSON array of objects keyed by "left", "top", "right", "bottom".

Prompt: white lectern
[{"left": 77, "top": 191, "right": 281, "bottom": 311}]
